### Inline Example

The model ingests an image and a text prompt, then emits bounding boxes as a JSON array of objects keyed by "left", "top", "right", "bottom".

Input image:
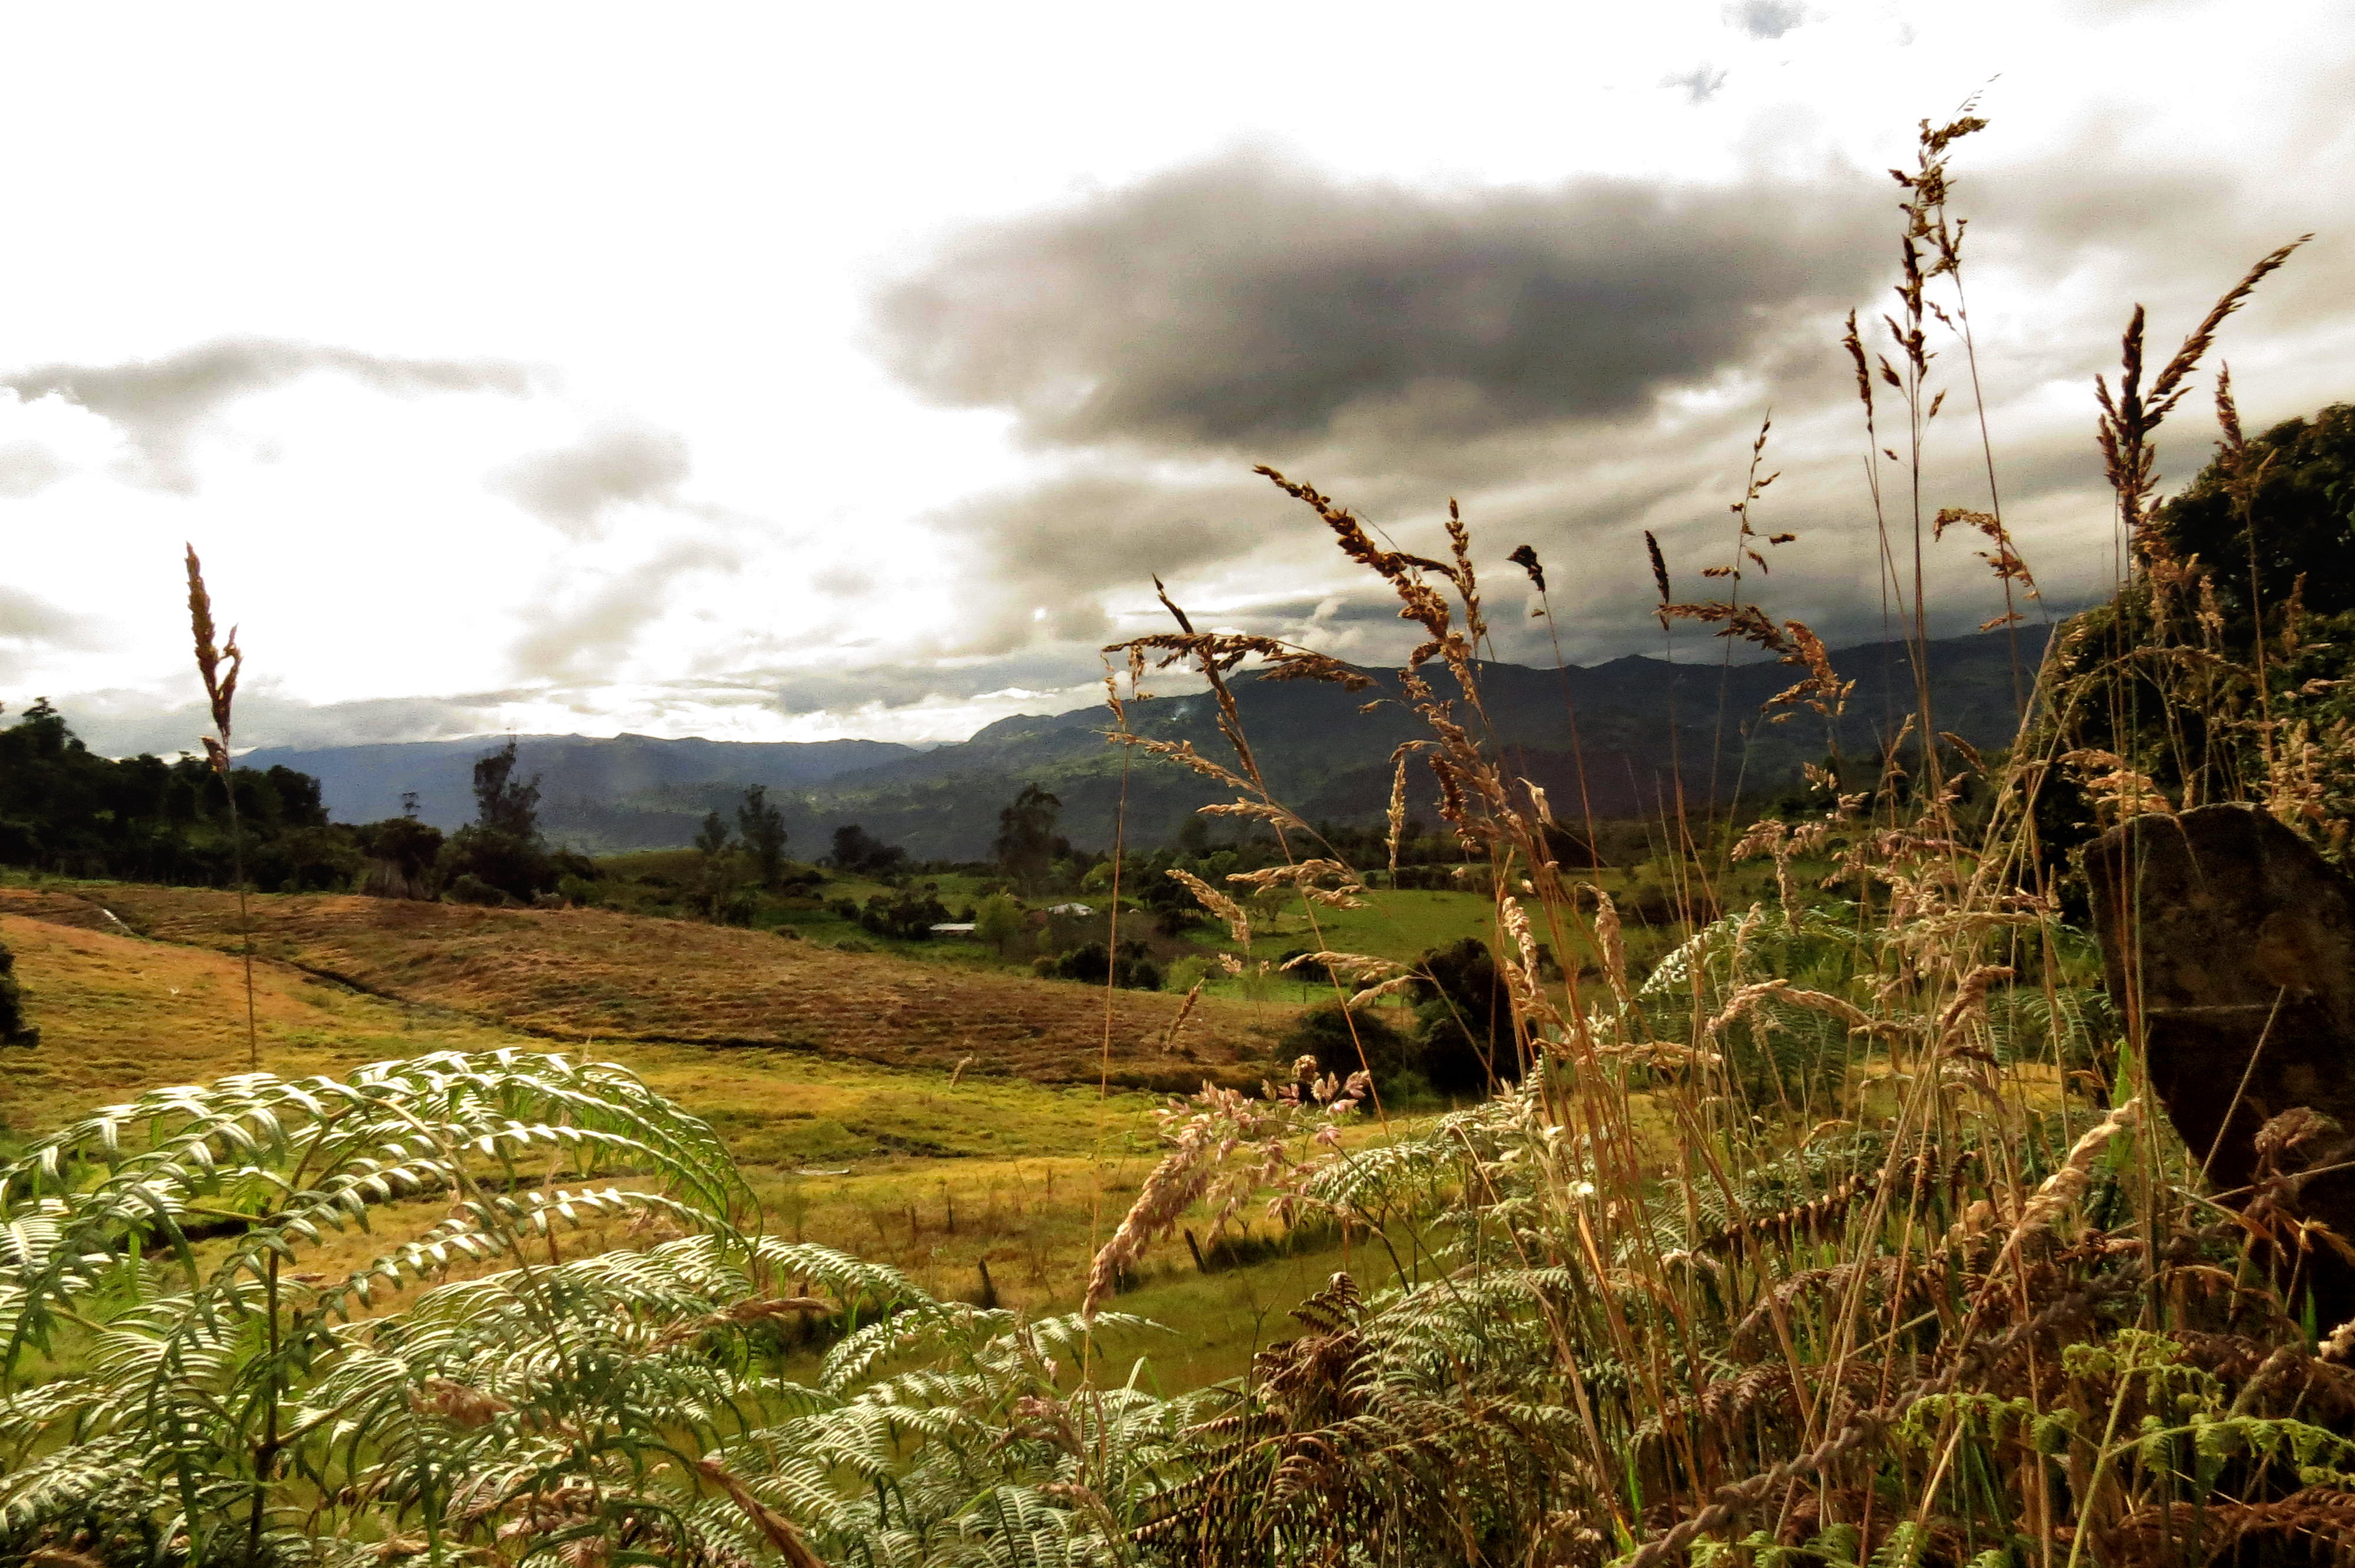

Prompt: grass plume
[{"left": 184, "top": 544, "right": 257, "bottom": 1071}]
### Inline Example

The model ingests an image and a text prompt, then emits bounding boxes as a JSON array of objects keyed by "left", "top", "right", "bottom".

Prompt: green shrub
[
  {"left": 445, "top": 872, "right": 507, "bottom": 907},
  {"left": 1047, "top": 941, "right": 1160, "bottom": 989},
  {"left": 1281, "top": 999, "right": 1410, "bottom": 1088},
  {"left": 0, "top": 941, "right": 35, "bottom": 1048}
]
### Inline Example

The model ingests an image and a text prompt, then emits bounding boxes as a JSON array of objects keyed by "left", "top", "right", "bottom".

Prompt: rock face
[{"left": 2087, "top": 803, "right": 2355, "bottom": 1318}]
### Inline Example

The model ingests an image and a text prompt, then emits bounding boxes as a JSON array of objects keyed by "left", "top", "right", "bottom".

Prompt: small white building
[
  {"left": 1046, "top": 903, "right": 1094, "bottom": 917},
  {"left": 928, "top": 922, "right": 978, "bottom": 937}
]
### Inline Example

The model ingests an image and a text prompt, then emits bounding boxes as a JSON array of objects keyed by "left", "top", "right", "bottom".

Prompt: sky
[{"left": 1, "top": 0, "right": 2349, "bottom": 758}]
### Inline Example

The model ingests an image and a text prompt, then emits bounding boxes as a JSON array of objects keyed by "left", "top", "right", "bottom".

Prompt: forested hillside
[
  {"left": 240, "top": 624, "right": 2051, "bottom": 857},
  {"left": 0, "top": 698, "right": 354, "bottom": 886}
]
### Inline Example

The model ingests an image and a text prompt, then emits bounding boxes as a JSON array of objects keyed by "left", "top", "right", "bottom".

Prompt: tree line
[
  {"left": 0, "top": 700, "right": 354, "bottom": 890},
  {"left": 0, "top": 692, "right": 1507, "bottom": 963},
  {"left": 0, "top": 714, "right": 583, "bottom": 905}
]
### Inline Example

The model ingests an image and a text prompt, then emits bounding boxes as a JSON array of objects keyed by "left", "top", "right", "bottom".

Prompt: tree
[
  {"left": 1410, "top": 937, "right": 1517, "bottom": 1095},
  {"left": 856, "top": 889, "right": 952, "bottom": 939},
  {"left": 0, "top": 700, "right": 351, "bottom": 889},
  {"left": 471, "top": 739, "right": 541, "bottom": 841},
  {"left": 974, "top": 892, "right": 1025, "bottom": 956},
  {"left": 1175, "top": 814, "right": 1214, "bottom": 859},
  {"left": 2154, "top": 401, "right": 2355, "bottom": 630},
  {"left": 439, "top": 739, "right": 553, "bottom": 903},
  {"left": 830, "top": 823, "right": 905, "bottom": 878},
  {"left": 736, "top": 785, "right": 788, "bottom": 889},
  {"left": 993, "top": 783, "right": 1062, "bottom": 896},
  {"left": 1044, "top": 939, "right": 1160, "bottom": 990},
  {"left": 695, "top": 810, "right": 731, "bottom": 858},
  {"left": 0, "top": 940, "right": 38, "bottom": 1048},
  {"left": 355, "top": 816, "right": 444, "bottom": 900},
  {"left": 688, "top": 811, "right": 750, "bottom": 922},
  {"left": 1278, "top": 948, "right": 1332, "bottom": 992},
  {"left": 1281, "top": 1001, "right": 1409, "bottom": 1090},
  {"left": 2039, "top": 400, "right": 2355, "bottom": 884}
]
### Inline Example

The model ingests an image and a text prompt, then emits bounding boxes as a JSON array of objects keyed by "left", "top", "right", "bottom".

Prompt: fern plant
[
  {"left": 0, "top": 1052, "right": 1208, "bottom": 1568},
  {"left": 0, "top": 1049, "right": 758, "bottom": 1563}
]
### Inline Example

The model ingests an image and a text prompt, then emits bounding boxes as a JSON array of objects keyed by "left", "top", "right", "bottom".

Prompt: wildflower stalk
[{"left": 185, "top": 544, "right": 257, "bottom": 1071}]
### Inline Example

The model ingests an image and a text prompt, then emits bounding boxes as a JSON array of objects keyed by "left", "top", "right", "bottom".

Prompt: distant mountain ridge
[
  {"left": 242, "top": 733, "right": 918, "bottom": 833},
  {"left": 244, "top": 626, "right": 2052, "bottom": 859}
]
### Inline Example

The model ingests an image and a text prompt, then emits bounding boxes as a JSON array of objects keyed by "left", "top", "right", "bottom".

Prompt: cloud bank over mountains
[
  {"left": 865, "top": 102, "right": 2351, "bottom": 693},
  {"left": 2, "top": 2, "right": 2350, "bottom": 760}
]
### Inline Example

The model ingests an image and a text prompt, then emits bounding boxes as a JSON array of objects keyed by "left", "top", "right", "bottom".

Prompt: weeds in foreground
[
  {"left": 1, "top": 108, "right": 2345, "bottom": 1568},
  {"left": 184, "top": 546, "right": 258, "bottom": 1071},
  {"left": 1067, "top": 109, "right": 2336, "bottom": 1566}
]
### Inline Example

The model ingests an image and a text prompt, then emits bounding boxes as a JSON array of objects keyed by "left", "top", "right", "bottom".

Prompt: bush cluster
[{"left": 1033, "top": 938, "right": 1162, "bottom": 989}]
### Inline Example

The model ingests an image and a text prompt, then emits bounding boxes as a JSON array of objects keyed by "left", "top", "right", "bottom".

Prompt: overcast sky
[{"left": 2, "top": 1, "right": 2349, "bottom": 758}]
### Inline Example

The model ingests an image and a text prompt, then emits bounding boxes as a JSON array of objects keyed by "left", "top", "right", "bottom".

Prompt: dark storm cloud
[
  {"left": 873, "top": 154, "right": 1886, "bottom": 454},
  {"left": 1236, "top": 594, "right": 1419, "bottom": 627},
  {"left": 912, "top": 388, "right": 1855, "bottom": 666},
  {"left": 1, "top": 338, "right": 536, "bottom": 491},
  {"left": 492, "top": 422, "right": 693, "bottom": 538},
  {"left": 874, "top": 74, "right": 2355, "bottom": 694}
]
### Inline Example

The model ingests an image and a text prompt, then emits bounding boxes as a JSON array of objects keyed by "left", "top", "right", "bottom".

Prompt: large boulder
[{"left": 2087, "top": 803, "right": 2355, "bottom": 1320}]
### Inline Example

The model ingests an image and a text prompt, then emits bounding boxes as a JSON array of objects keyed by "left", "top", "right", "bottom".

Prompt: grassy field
[
  {"left": 0, "top": 867, "right": 1681, "bottom": 1398},
  {"left": 1246, "top": 886, "right": 1505, "bottom": 966},
  {"left": 1, "top": 883, "right": 1288, "bottom": 1089},
  {"left": 579, "top": 848, "right": 1740, "bottom": 1016},
  {"left": 0, "top": 887, "right": 1400, "bottom": 1392},
  {"left": 1162, "top": 870, "right": 1732, "bottom": 1004}
]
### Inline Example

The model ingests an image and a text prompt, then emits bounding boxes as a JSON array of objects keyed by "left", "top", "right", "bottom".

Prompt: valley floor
[{"left": 0, "top": 882, "right": 1427, "bottom": 1389}]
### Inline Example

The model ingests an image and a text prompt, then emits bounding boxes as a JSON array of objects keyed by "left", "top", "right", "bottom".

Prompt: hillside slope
[
  {"left": 0, "top": 887, "right": 1284, "bottom": 1089},
  {"left": 0, "top": 905, "right": 1386, "bottom": 1358},
  {"left": 243, "top": 625, "right": 2051, "bottom": 856},
  {"left": 742, "top": 624, "right": 2051, "bottom": 858}
]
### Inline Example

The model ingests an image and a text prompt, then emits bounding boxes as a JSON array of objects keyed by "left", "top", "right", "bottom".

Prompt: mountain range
[{"left": 245, "top": 624, "right": 2054, "bottom": 861}]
